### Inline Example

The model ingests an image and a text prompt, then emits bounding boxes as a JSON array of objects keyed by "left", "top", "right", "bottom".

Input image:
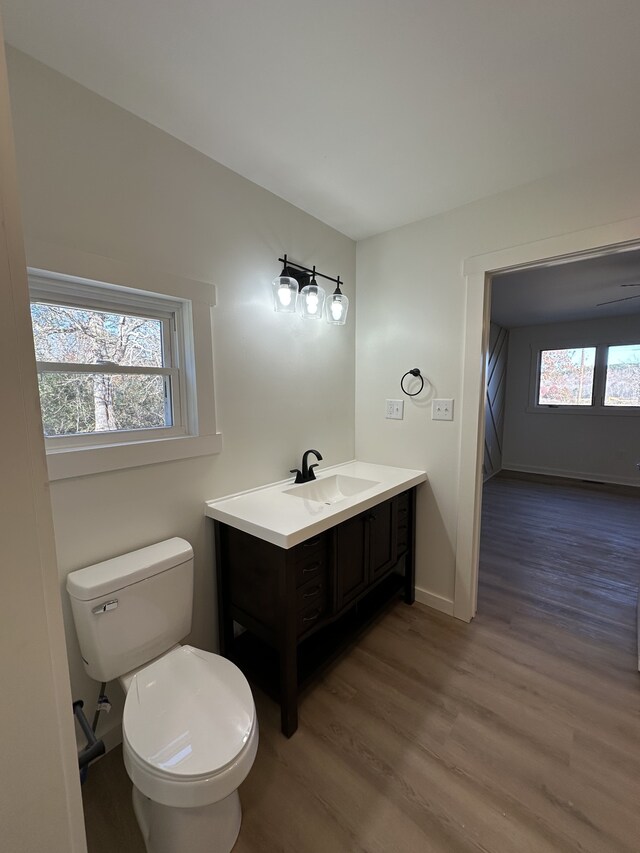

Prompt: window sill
[
  {"left": 46, "top": 432, "right": 223, "bottom": 481},
  {"left": 525, "top": 405, "right": 640, "bottom": 417}
]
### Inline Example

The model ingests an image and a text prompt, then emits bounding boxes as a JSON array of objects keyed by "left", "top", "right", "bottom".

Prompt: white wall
[
  {"left": 356, "top": 149, "right": 640, "bottom": 610},
  {"left": 502, "top": 313, "right": 640, "bottom": 485},
  {"left": 0, "top": 30, "right": 86, "bottom": 853},
  {"left": 6, "top": 47, "right": 356, "bottom": 747}
]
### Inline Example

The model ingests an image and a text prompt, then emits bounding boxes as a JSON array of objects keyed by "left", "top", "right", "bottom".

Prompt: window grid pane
[
  {"left": 38, "top": 372, "right": 171, "bottom": 437},
  {"left": 30, "top": 302, "right": 165, "bottom": 367},
  {"left": 604, "top": 344, "right": 640, "bottom": 407},
  {"left": 538, "top": 347, "right": 596, "bottom": 406}
]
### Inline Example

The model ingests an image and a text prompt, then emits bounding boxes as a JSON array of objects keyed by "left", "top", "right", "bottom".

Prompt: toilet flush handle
[{"left": 91, "top": 599, "right": 118, "bottom": 615}]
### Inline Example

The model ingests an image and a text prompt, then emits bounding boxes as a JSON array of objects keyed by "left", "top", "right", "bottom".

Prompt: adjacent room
[
  {"left": 2, "top": 3, "right": 639, "bottom": 853},
  {"left": 478, "top": 252, "right": 640, "bottom": 839}
]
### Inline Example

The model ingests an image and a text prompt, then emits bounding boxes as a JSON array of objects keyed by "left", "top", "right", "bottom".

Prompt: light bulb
[
  {"left": 325, "top": 284, "right": 348, "bottom": 324},
  {"left": 278, "top": 285, "right": 292, "bottom": 307},
  {"left": 330, "top": 298, "right": 343, "bottom": 321},
  {"left": 298, "top": 278, "right": 325, "bottom": 319},
  {"left": 272, "top": 272, "right": 298, "bottom": 313}
]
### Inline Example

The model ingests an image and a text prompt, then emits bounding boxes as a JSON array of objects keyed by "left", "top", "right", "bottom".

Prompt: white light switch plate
[
  {"left": 432, "top": 398, "right": 454, "bottom": 421},
  {"left": 385, "top": 399, "right": 404, "bottom": 419}
]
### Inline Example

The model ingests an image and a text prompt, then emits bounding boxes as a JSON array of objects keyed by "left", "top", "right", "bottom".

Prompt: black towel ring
[{"left": 401, "top": 368, "right": 424, "bottom": 397}]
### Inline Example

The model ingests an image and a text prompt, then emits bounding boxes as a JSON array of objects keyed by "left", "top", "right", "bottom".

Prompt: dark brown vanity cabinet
[
  {"left": 333, "top": 513, "right": 368, "bottom": 610},
  {"left": 214, "top": 487, "right": 416, "bottom": 736},
  {"left": 334, "top": 497, "right": 398, "bottom": 611}
]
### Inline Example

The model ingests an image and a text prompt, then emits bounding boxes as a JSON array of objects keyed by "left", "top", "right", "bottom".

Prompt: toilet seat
[{"left": 122, "top": 645, "right": 258, "bottom": 808}]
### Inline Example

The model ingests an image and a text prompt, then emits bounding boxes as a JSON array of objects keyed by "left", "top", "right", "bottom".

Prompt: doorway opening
[
  {"left": 455, "top": 217, "right": 640, "bottom": 624},
  {"left": 478, "top": 246, "right": 640, "bottom": 666}
]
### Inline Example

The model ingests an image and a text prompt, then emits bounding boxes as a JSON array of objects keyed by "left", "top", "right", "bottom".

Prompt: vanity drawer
[
  {"left": 294, "top": 537, "right": 329, "bottom": 634},
  {"left": 297, "top": 600, "right": 327, "bottom": 636},
  {"left": 293, "top": 535, "right": 328, "bottom": 587},
  {"left": 296, "top": 558, "right": 326, "bottom": 587},
  {"left": 396, "top": 492, "right": 409, "bottom": 522},
  {"left": 397, "top": 524, "right": 409, "bottom": 553},
  {"left": 296, "top": 575, "right": 327, "bottom": 612}
]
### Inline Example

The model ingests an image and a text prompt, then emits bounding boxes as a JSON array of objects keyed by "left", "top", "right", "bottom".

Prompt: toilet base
[{"left": 132, "top": 785, "right": 242, "bottom": 853}]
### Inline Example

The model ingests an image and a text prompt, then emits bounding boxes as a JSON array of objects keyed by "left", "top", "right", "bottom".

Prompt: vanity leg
[
  {"left": 280, "top": 642, "right": 298, "bottom": 737},
  {"left": 404, "top": 488, "right": 416, "bottom": 605}
]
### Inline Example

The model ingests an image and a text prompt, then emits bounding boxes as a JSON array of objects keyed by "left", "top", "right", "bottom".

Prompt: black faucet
[{"left": 290, "top": 449, "right": 323, "bottom": 484}]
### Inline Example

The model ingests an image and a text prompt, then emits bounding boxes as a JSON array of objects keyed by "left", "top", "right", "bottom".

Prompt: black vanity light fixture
[{"left": 272, "top": 255, "right": 349, "bottom": 325}]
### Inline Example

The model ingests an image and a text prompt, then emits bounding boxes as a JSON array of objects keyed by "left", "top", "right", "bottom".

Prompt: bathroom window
[
  {"left": 31, "top": 276, "right": 185, "bottom": 445},
  {"left": 28, "top": 266, "right": 221, "bottom": 479},
  {"left": 31, "top": 298, "right": 181, "bottom": 442}
]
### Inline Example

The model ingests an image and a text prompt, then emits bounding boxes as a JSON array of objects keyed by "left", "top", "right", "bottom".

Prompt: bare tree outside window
[{"left": 31, "top": 302, "right": 171, "bottom": 436}]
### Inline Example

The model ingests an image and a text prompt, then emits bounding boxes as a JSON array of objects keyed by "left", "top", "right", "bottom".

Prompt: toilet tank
[{"left": 66, "top": 538, "right": 194, "bottom": 683}]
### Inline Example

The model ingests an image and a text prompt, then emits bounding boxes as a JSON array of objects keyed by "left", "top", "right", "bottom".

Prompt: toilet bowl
[
  {"left": 121, "top": 645, "right": 258, "bottom": 853},
  {"left": 66, "top": 538, "right": 258, "bottom": 853}
]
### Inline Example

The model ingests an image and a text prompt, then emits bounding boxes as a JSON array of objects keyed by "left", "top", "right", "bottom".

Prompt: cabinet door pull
[
  {"left": 302, "top": 562, "right": 321, "bottom": 574},
  {"left": 302, "top": 538, "right": 321, "bottom": 547},
  {"left": 303, "top": 585, "right": 322, "bottom": 599},
  {"left": 303, "top": 609, "right": 322, "bottom": 623}
]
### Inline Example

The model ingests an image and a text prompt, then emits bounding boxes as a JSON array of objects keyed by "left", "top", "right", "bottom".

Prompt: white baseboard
[
  {"left": 502, "top": 463, "right": 640, "bottom": 489},
  {"left": 415, "top": 586, "right": 454, "bottom": 616}
]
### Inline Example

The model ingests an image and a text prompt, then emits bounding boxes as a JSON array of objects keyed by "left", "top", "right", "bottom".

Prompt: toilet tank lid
[{"left": 66, "top": 538, "right": 193, "bottom": 601}]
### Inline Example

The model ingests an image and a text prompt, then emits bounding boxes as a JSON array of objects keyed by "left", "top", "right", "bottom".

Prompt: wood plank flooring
[{"left": 82, "top": 477, "right": 640, "bottom": 852}]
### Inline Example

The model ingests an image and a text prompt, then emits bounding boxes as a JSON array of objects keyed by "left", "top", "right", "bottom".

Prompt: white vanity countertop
[{"left": 204, "top": 460, "right": 427, "bottom": 548}]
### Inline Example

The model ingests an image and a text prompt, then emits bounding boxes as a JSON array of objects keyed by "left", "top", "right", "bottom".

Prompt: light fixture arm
[{"left": 277, "top": 256, "right": 342, "bottom": 289}]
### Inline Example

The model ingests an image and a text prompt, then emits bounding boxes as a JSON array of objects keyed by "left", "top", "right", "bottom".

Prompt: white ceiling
[
  {"left": 4, "top": 1, "right": 640, "bottom": 240},
  {"left": 491, "top": 247, "right": 640, "bottom": 327}
]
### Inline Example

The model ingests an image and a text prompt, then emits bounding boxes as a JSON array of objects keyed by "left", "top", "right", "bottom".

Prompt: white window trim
[
  {"left": 527, "top": 341, "right": 640, "bottom": 416},
  {"left": 26, "top": 248, "right": 222, "bottom": 480}
]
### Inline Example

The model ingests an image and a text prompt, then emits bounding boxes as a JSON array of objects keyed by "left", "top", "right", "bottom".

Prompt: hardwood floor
[{"left": 82, "top": 477, "right": 640, "bottom": 852}]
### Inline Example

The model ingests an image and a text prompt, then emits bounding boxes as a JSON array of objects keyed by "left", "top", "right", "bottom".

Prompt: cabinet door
[
  {"left": 334, "top": 513, "right": 368, "bottom": 611},
  {"left": 369, "top": 498, "right": 396, "bottom": 581}
]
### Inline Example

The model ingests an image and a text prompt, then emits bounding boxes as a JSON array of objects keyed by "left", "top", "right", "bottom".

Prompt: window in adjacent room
[
  {"left": 537, "top": 346, "right": 596, "bottom": 406},
  {"left": 533, "top": 342, "right": 640, "bottom": 413},
  {"left": 604, "top": 343, "right": 640, "bottom": 407}
]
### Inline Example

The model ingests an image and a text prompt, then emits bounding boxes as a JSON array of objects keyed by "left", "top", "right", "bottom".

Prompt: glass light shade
[
  {"left": 326, "top": 291, "right": 349, "bottom": 325},
  {"left": 272, "top": 275, "right": 299, "bottom": 313},
  {"left": 298, "top": 282, "right": 326, "bottom": 320}
]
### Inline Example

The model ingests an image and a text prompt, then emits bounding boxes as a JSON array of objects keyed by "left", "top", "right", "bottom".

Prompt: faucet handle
[
  {"left": 289, "top": 468, "right": 304, "bottom": 484},
  {"left": 307, "top": 464, "right": 319, "bottom": 481}
]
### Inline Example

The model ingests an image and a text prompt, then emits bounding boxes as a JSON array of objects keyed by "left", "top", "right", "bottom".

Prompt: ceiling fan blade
[{"left": 596, "top": 293, "right": 640, "bottom": 306}]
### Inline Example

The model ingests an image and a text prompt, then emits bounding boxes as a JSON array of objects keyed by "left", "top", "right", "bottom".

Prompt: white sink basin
[
  {"left": 205, "top": 461, "right": 427, "bottom": 548},
  {"left": 284, "top": 474, "right": 380, "bottom": 506}
]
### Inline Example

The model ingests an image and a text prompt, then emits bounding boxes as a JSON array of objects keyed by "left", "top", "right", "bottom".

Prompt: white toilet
[{"left": 67, "top": 538, "right": 258, "bottom": 853}]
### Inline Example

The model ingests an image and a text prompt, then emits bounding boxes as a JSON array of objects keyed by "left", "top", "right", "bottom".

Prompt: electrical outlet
[
  {"left": 385, "top": 399, "right": 404, "bottom": 420},
  {"left": 432, "top": 398, "right": 454, "bottom": 421}
]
